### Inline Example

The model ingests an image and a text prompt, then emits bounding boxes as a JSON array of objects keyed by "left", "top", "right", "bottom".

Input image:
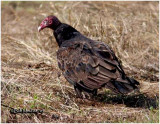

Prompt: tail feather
[
  {"left": 106, "top": 77, "right": 140, "bottom": 94},
  {"left": 127, "top": 77, "right": 140, "bottom": 85}
]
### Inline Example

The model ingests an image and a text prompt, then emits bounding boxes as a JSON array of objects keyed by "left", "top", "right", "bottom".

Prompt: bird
[{"left": 38, "top": 15, "right": 140, "bottom": 99}]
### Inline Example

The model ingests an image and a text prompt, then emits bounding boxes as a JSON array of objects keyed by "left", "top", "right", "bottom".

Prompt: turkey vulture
[{"left": 38, "top": 16, "right": 139, "bottom": 98}]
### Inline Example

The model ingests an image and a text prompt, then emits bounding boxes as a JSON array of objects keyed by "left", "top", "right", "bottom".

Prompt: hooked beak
[{"left": 38, "top": 26, "right": 42, "bottom": 32}]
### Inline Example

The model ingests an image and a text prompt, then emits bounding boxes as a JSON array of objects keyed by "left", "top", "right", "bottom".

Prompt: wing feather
[{"left": 57, "top": 40, "right": 127, "bottom": 91}]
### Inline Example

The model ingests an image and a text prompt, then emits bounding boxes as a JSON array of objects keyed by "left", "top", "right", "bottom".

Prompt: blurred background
[{"left": 1, "top": 1, "right": 159, "bottom": 123}]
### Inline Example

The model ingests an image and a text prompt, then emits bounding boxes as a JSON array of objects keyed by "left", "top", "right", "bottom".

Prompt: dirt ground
[{"left": 1, "top": 1, "right": 159, "bottom": 123}]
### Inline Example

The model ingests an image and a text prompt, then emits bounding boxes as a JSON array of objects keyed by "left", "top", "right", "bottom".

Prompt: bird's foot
[{"left": 75, "top": 91, "right": 95, "bottom": 101}]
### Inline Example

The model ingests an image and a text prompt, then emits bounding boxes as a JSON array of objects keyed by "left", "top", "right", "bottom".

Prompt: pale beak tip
[{"left": 38, "top": 26, "right": 41, "bottom": 32}]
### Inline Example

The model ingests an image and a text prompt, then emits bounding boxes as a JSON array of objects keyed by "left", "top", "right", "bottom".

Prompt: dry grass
[{"left": 1, "top": 1, "right": 159, "bottom": 123}]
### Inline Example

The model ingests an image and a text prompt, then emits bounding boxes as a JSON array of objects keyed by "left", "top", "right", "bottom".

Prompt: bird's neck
[
  {"left": 50, "top": 22, "right": 61, "bottom": 30},
  {"left": 53, "top": 23, "right": 79, "bottom": 47}
]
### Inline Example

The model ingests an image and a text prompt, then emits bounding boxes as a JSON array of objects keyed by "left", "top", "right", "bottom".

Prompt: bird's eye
[{"left": 49, "top": 20, "right": 52, "bottom": 24}]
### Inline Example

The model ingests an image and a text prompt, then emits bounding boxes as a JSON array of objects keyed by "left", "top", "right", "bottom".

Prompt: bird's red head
[{"left": 38, "top": 16, "right": 61, "bottom": 32}]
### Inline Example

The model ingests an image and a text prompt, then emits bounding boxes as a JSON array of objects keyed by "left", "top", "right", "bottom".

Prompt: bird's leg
[
  {"left": 82, "top": 89, "right": 98, "bottom": 100},
  {"left": 74, "top": 86, "right": 90, "bottom": 103},
  {"left": 74, "top": 86, "right": 92, "bottom": 99},
  {"left": 74, "top": 86, "right": 90, "bottom": 100},
  {"left": 74, "top": 86, "right": 98, "bottom": 100},
  {"left": 74, "top": 86, "right": 83, "bottom": 98},
  {"left": 92, "top": 89, "right": 97, "bottom": 96},
  {"left": 82, "top": 92, "right": 92, "bottom": 99},
  {"left": 92, "top": 89, "right": 98, "bottom": 100}
]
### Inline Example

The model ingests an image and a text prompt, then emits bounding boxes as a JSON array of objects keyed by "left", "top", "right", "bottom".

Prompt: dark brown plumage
[{"left": 38, "top": 16, "right": 140, "bottom": 98}]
